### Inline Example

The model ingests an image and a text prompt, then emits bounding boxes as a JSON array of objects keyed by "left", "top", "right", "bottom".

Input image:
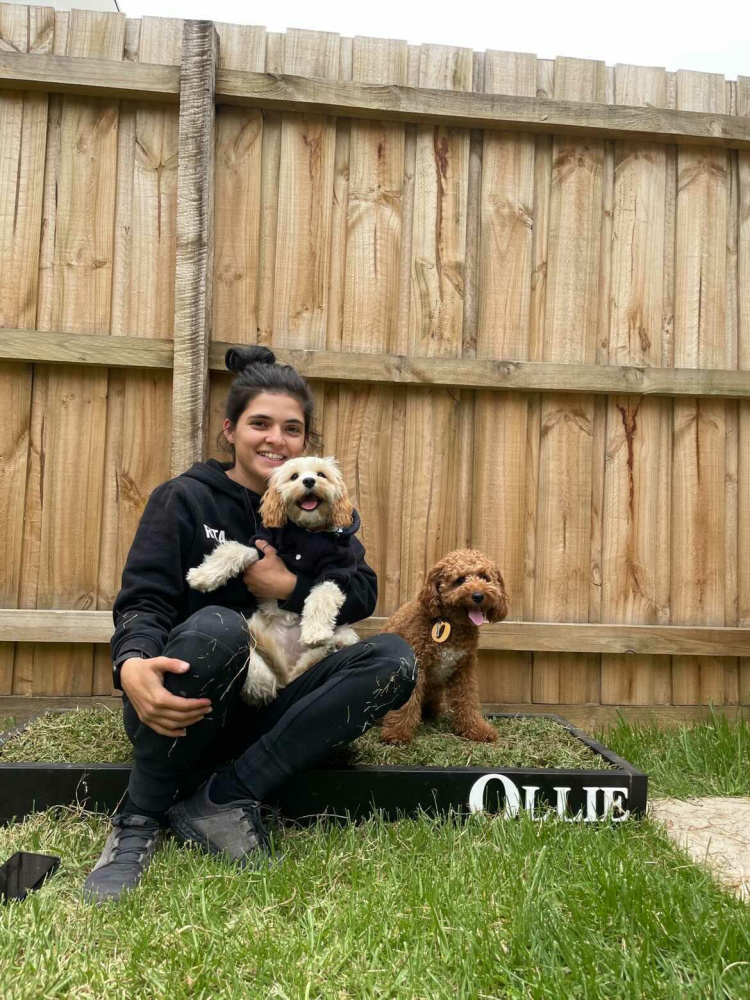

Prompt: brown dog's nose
[
  {"left": 472, "top": 593, "right": 484, "bottom": 604},
  {"left": 302, "top": 477, "right": 316, "bottom": 489}
]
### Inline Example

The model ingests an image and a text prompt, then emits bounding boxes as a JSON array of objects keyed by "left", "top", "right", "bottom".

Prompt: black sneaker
[
  {"left": 83, "top": 814, "right": 166, "bottom": 904},
  {"left": 167, "top": 774, "right": 278, "bottom": 868}
]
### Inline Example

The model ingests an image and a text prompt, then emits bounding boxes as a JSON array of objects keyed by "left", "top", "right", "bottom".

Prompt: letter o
[{"left": 468, "top": 773, "right": 521, "bottom": 817}]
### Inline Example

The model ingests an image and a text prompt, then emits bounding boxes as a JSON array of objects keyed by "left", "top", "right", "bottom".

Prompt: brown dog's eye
[
  {"left": 479, "top": 574, "right": 490, "bottom": 582},
  {"left": 317, "top": 472, "right": 327, "bottom": 479},
  {"left": 454, "top": 576, "right": 466, "bottom": 587},
  {"left": 290, "top": 473, "right": 299, "bottom": 481}
]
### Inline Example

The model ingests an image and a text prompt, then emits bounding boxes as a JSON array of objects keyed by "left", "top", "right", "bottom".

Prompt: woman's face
[{"left": 223, "top": 392, "right": 307, "bottom": 493}]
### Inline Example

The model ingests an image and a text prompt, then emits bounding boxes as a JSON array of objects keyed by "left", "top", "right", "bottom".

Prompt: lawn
[
  {"left": 1, "top": 712, "right": 749, "bottom": 999},
  {"left": 2, "top": 807, "right": 749, "bottom": 999}
]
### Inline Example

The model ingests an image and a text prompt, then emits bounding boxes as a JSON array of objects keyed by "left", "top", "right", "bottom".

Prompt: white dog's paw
[
  {"left": 332, "top": 628, "right": 360, "bottom": 650},
  {"left": 300, "top": 620, "right": 334, "bottom": 647},
  {"left": 186, "top": 564, "right": 219, "bottom": 592}
]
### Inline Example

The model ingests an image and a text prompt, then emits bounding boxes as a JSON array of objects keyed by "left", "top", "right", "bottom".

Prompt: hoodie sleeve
[
  {"left": 279, "top": 535, "right": 378, "bottom": 625},
  {"left": 110, "top": 480, "right": 197, "bottom": 688}
]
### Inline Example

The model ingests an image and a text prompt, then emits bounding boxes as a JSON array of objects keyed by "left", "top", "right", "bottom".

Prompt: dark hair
[{"left": 217, "top": 345, "right": 321, "bottom": 456}]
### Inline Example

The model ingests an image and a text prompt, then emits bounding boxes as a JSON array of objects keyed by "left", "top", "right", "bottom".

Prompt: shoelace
[
  {"left": 239, "top": 801, "right": 271, "bottom": 851},
  {"left": 111, "top": 825, "right": 158, "bottom": 865}
]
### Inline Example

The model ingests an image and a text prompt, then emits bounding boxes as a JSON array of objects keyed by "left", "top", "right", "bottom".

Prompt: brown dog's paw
[
  {"left": 380, "top": 725, "right": 414, "bottom": 745},
  {"left": 456, "top": 723, "right": 497, "bottom": 743}
]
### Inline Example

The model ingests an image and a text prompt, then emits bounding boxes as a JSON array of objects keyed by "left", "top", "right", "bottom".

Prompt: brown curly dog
[{"left": 381, "top": 549, "right": 508, "bottom": 744}]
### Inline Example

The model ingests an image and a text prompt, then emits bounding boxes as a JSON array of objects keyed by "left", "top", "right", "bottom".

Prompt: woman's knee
[
  {"left": 372, "top": 633, "right": 417, "bottom": 692},
  {"left": 182, "top": 606, "right": 248, "bottom": 645},
  {"left": 165, "top": 606, "right": 249, "bottom": 688}
]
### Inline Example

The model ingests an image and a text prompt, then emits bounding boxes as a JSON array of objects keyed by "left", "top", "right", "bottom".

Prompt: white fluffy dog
[{"left": 187, "top": 456, "right": 360, "bottom": 705}]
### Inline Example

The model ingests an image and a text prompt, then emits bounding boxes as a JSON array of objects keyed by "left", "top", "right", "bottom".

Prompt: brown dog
[{"left": 381, "top": 549, "right": 508, "bottom": 744}]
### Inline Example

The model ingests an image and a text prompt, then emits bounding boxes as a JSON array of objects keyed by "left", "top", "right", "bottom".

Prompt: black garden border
[{"left": 0, "top": 713, "right": 647, "bottom": 825}]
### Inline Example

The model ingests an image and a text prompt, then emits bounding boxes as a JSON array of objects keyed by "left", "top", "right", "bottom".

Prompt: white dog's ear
[
  {"left": 260, "top": 483, "right": 287, "bottom": 528},
  {"left": 418, "top": 564, "right": 443, "bottom": 618},
  {"left": 331, "top": 493, "right": 354, "bottom": 529}
]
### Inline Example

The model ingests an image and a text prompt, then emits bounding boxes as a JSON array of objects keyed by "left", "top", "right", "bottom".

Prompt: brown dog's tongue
[
  {"left": 467, "top": 608, "right": 486, "bottom": 626},
  {"left": 300, "top": 497, "right": 319, "bottom": 510}
]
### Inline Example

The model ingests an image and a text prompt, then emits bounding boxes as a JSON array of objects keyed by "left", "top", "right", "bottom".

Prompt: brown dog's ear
[
  {"left": 260, "top": 484, "right": 287, "bottom": 528},
  {"left": 331, "top": 493, "right": 354, "bottom": 529},
  {"left": 487, "top": 569, "right": 509, "bottom": 623},
  {"left": 418, "top": 565, "right": 444, "bottom": 618}
]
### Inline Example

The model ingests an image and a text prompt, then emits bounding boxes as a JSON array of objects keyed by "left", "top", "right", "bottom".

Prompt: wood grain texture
[
  {"left": 171, "top": 20, "right": 217, "bottom": 476},
  {"left": 213, "top": 69, "right": 750, "bottom": 149},
  {"left": 400, "top": 44, "right": 473, "bottom": 602},
  {"left": 211, "top": 22, "right": 265, "bottom": 343},
  {"left": 671, "top": 70, "right": 732, "bottom": 705},
  {"left": 532, "top": 57, "right": 606, "bottom": 705},
  {"left": 3, "top": 17, "right": 747, "bottom": 712},
  {"left": 737, "top": 76, "right": 750, "bottom": 703},
  {"left": 272, "top": 29, "right": 339, "bottom": 349},
  {"left": 333, "top": 36, "right": 408, "bottom": 615},
  {"left": 3, "top": 609, "right": 750, "bottom": 656},
  {"left": 7, "top": 331, "right": 750, "bottom": 398},
  {"left": 600, "top": 64, "right": 672, "bottom": 706},
  {"left": 94, "top": 17, "right": 180, "bottom": 695},
  {"left": 14, "top": 8, "right": 124, "bottom": 698},
  {"left": 0, "top": 3, "right": 53, "bottom": 693},
  {"left": 4, "top": 51, "right": 750, "bottom": 149},
  {"left": 473, "top": 50, "right": 536, "bottom": 705}
]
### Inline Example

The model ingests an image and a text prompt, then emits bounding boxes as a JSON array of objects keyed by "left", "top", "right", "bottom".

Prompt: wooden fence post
[{"left": 172, "top": 20, "right": 218, "bottom": 476}]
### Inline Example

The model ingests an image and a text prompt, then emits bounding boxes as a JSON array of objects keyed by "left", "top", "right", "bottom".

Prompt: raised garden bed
[{"left": 0, "top": 709, "right": 647, "bottom": 824}]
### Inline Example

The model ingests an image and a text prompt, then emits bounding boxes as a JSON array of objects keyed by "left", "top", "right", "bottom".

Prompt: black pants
[{"left": 123, "top": 606, "right": 417, "bottom": 812}]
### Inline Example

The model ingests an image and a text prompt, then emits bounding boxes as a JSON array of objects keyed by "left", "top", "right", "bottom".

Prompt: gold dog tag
[{"left": 431, "top": 621, "right": 451, "bottom": 644}]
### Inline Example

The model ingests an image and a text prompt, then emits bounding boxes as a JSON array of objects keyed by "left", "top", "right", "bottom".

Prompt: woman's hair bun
[{"left": 225, "top": 345, "right": 276, "bottom": 373}]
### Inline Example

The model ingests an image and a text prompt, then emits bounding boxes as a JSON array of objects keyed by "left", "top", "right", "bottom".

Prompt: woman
[{"left": 84, "top": 346, "right": 417, "bottom": 904}]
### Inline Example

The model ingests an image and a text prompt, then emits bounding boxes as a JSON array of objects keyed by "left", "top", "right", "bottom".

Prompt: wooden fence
[{"left": 1, "top": 3, "right": 749, "bottom": 725}]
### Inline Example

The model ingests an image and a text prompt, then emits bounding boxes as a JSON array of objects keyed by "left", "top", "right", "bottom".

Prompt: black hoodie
[{"left": 110, "top": 459, "right": 378, "bottom": 689}]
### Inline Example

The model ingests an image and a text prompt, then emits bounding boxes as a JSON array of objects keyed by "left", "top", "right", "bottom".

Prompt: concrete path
[{"left": 650, "top": 797, "right": 750, "bottom": 901}]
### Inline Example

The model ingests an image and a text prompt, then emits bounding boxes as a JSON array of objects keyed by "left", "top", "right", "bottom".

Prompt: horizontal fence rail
[
  {"left": 1, "top": 52, "right": 749, "bottom": 150},
  {"left": 2, "top": 332, "right": 750, "bottom": 399},
  {"left": 1, "top": 610, "right": 748, "bottom": 657}
]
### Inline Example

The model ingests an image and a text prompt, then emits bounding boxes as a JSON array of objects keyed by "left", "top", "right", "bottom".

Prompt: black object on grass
[{"left": 0, "top": 852, "right": 60, "bottom": 903}]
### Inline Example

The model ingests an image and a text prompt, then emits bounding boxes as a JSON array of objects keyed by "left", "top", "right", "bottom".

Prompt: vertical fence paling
[
  {"left": 0, "top": 4, "right": 52, "bottom": 696},
  {"left": 172, "top": 20, "right": 218, "bottom": 477},
  {"left": 600, "top": 65, "right": 672, "bottom": 707}
]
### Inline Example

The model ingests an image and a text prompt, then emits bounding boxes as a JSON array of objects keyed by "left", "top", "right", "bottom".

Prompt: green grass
[
  {"left": 600, "top": 710, "right": 750, "bottom": 799},
  {"left": 0, "top": 807, "right": 748, "bottom": 999},
  {"left": 3, "top": 710, "right": 750, "bottom": 996},
  {"left": 335, "top": 715, "right": 614, "bottom": 769},
  {"left": 0, "top": 707, "right": 132, "bottom": 763},
  {"left": 0, "top": 709, "right": 613, "bottom": 770}
]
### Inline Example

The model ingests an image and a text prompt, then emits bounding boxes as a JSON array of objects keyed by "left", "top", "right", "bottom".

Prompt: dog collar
[{"left": 431, "top": 620, "right": 451, "bottom": 644}]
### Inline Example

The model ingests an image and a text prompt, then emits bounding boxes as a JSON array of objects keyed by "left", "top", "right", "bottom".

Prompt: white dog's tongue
[
  {"left": 300, "top": 497, "right": 319, "bottom": 510},
  {"left": 468, "top": 608, "right": 487, "bottom": 626}
]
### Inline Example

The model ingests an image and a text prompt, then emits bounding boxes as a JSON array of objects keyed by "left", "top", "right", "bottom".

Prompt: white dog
[{"left": 187, "top": 456, "right": 360, "bottom": 705}]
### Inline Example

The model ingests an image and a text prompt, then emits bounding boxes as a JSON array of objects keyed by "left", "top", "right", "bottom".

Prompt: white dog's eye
[
  {"left": 290, "top": 473, "right": 299, "bottom": 481},
  {"left": 317, "top": 472, "right": 327, "bottom": 479}
]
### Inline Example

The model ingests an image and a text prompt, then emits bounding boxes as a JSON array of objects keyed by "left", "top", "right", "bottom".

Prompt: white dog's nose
[{"left": 302, "top": 477, "right": 316, "bottom": 489}]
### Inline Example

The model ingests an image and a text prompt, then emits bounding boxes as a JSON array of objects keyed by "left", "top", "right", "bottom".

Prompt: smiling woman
[{"left": 83, "top": 345, "right": 416, "bottom": 905}]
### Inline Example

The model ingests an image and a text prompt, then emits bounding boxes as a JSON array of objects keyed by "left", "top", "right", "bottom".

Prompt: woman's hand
[
  {"left": 243, "top": 540, "right": 297, "bottom": 601},
  {"left": 120, "top": 656, "right": 212, "bottom": 738}
]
